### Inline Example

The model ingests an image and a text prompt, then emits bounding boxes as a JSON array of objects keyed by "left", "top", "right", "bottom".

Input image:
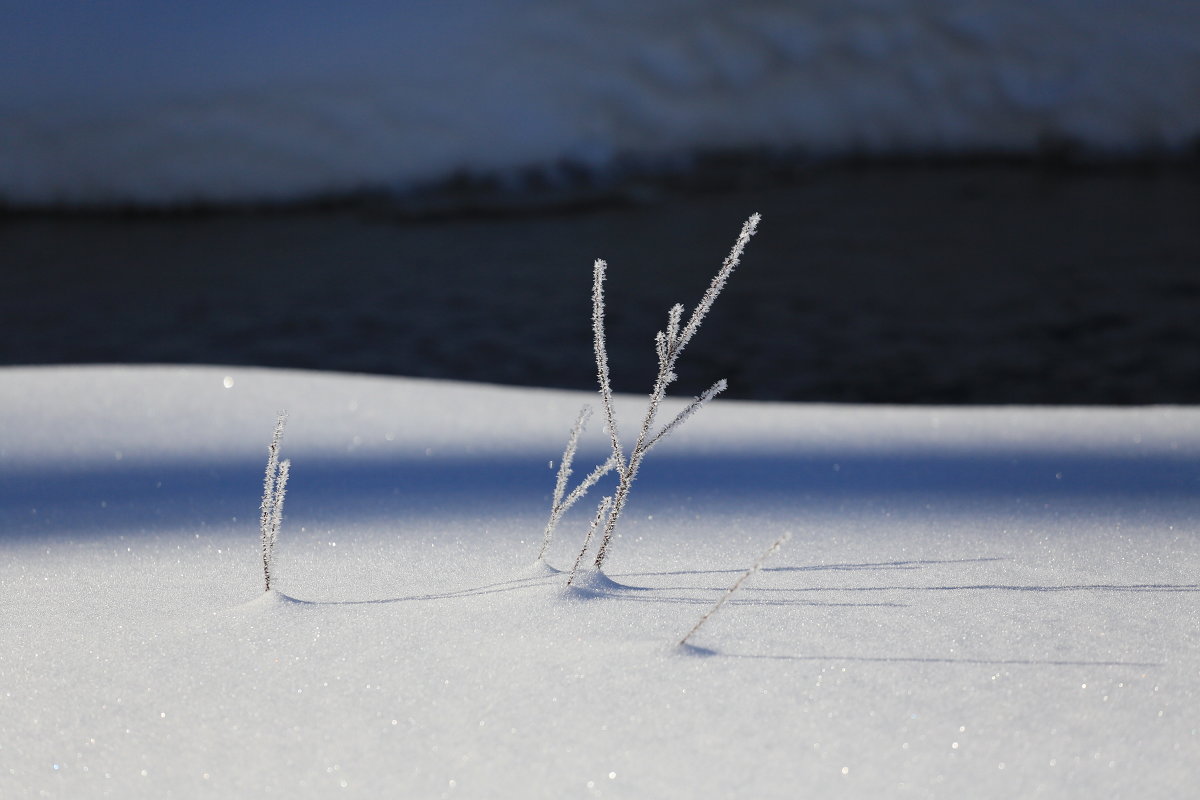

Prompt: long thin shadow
[
  {"left": 561, "top": 573, "right": 908, "bottom": 608},
  {"left": 296, "top": 572, "right": 563, "bottom": 606},
  {"left": 623, "top": 557, "right": 1010, "bottom": 580},
  {"left": 787, "top": 583, "right": 1200, "bottom": 593},
  {"left": 688, "top": 648, "right": 1162, "bottom": 668},
  {"left": 585, "top": 592, "right": 906, "bottom": 608},
  {"left": 283, "top": 575, "right": 909, "bottom": 609},
  {"left": 262, "top": 570, "right": 1198, "bottom": 610},
  {"left": 564, "top": 572, "right": 907, "bottom": 607},
  {"left": 302, "top": 580, "right": 1197, "bottom": 608},
  {"left": 769, "top": 557, "right": 1012, "bottom": 573},
  {"left": 596, "top": 569, "right": 1195, "bottom": 597},
  {"left": 571, "top": 580, "right": 907, "bottom": 607},
  {"left": 303, "top": 589, "right": 903, "bottom": 609}
]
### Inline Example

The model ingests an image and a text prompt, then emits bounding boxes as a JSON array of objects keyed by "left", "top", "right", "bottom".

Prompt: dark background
[{"left": 3, "top": 158, "right": 1199, "bottom": 404}]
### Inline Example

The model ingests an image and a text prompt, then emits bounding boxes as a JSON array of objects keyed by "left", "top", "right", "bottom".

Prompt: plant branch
[
  {"left": 644, "top": 379, "right": 726, "bottom": 453},
  {"left": 590, "top": 215, "right": 759, "bottom": 572},
  {"left": 259, "top": 412, "right": 288, "bottom": 593},
  {"left": 592, "top": 259, "right": 625, "bottom": 469},
  {"left": 567, "top": 495, "right": 612, "bottom": 586},
  {"left": 675, "top": 213, "right": 759, "bottom": 361}
]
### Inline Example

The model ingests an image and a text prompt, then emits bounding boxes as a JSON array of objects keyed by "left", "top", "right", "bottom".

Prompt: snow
[
  {"left": 2, "top": 1, "right": 1199, "bottom": 206},
  {"left": 2, "top": 364, "right": 1198, "bottom": 797}
]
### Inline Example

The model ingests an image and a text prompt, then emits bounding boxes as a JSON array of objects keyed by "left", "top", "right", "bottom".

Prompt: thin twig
[
  {"left": 592, "top": 259, "right": 625, "bottom": 469},
  {"left": 270, "top": 459, "right": 290, "bottom": 548},
  {"left": 560, "top": 456, "right": 617, "bottom": 511},
  {"left": 567, "top": 496, "right": 612, "bottom": 586},
  {"left": 644, "top": 379, "right": 726, "bottom": 453},
  {"left": 538, "top": 406, "right": 592, "bottom": 560},
  {"left": 260, "top": 412, "right": 288, "bottom": 592},
  {"left": 679, "top": 532, "right": 791, "bottom": 648},
  {"left": 666, "top": 303, "right": 683, "bottom": 349},
  {"left": 675, "top": 213, "right": 759, "bottom": 359}
]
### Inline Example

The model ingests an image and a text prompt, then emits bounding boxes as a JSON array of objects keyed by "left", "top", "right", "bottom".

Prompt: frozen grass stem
[
  {"left": 679, "top": 532, "right": 791, "bottom": 648},
  {"left": 259, "top": 411, "right": 290, "bottom": 593},
  {"left": 567, "top": 495, "right": 613, "bottom": 586},
  {"left": 538, "top": 405, "right": 615, "bottom": 562}
]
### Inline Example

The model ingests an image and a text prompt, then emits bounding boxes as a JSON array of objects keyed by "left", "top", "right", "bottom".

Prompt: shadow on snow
[{"left": 2, "top": 447, "right": 1199, "bottom": 540}]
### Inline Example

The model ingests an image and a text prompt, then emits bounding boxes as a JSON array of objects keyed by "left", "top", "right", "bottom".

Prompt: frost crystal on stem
[
  {"left": 593, "top": 259, "right": 625, "bottom": 470},
  {"left": 567, "top": 495, "right": 613, "bottom": 586},
  {"left": 260, "top": 411, "right": 290, "bottom": 593},
  {"left": 538, "top": 406, "right": 615, "bottom": 562}
]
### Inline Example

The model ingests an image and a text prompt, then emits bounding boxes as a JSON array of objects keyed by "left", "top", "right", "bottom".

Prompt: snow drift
[{"left": 2, "top": 365, "right": 1198, "bottom": 797}]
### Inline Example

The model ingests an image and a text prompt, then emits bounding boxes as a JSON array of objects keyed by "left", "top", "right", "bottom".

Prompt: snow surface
[
  {"left": 1, "top": 364, "right": 1198, "bottom": 797},
  {"left": 3, "top": 1, "right": 1199, "bottom": 206}
]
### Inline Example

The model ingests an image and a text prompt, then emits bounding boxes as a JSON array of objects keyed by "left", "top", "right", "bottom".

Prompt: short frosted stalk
[{"left": 260, "top": 412, "right": 290, "bottom": 593}]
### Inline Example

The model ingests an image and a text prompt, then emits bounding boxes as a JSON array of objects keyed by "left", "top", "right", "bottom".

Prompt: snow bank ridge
[{"left": 2, "top": 2, "right": 1198, "bottom": 207}]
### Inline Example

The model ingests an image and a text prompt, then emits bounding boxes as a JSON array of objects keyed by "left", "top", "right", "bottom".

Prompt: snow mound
[
  {"left": 221, "top": 588, "right": 313, "bottom": 614},
  {"left": 243, "top": 588, "right": 310, "bottom": 608},
  {"left": 521, "top": 559, "right": 564, "bottom": 579},
  {"left": 565, "top": 568, "right": 645, "bottom": 597}
]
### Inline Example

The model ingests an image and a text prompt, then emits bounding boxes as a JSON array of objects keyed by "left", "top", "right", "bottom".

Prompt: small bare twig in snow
[{"left": 679, "top": 532, "right": 791, "bottom": 648}]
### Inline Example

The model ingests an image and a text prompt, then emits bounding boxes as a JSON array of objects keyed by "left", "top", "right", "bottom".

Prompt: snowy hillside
[
  {"left": 2, "top": 365, "right": 1198, "bottom": 797},
  {"left": 2, "top": 1, "right": 1198, "bottom": 206}
]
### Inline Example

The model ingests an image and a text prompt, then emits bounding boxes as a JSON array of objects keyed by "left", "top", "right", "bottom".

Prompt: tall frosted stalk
[{"left": 589, "top": 214, "right": 760, "bottom": 571}]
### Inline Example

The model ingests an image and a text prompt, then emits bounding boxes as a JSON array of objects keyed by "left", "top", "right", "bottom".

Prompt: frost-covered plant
[
  {"left": 567, "top": 495, "right": 612, "bottom": 585},
  {"left": 536, "top": 405, "right": 616, "bottom": 563},
  {"left": 584, "top": 213, "right": 760, "bottom": 572},
  {"left": 259, "top": 412, "right": 291, "bottom": 593},
  {"left": 679, "top": 532, "right": 790, "bottom": 648}
]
